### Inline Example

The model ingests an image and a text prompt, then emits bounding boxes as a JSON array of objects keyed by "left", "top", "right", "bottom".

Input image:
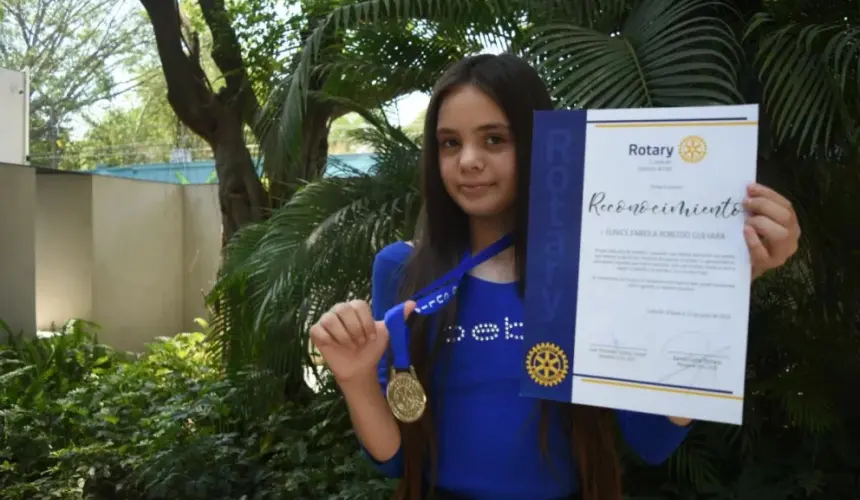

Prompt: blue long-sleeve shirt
[{"left": 362, "top": 241, "right": 691, "bottom": 499}]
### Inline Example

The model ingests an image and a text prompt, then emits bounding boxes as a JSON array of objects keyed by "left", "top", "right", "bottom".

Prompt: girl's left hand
[
  {"left": 667, "top": 183, "right": 800, "bottom": 427},
  {"left": 742, "top": 183, "right": 801, "bottom": 280}
]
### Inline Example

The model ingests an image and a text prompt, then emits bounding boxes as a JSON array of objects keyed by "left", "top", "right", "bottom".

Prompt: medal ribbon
[{"left": 384, "top": 233, "right": 515, "bottom": 371}]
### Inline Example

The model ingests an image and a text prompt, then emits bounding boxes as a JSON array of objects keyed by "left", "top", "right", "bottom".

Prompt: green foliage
[
  {"left": 528, "top": 0, "right": 744, "bottom": 109},
  {"left": 328, "top": 112, "right": 372, "bottom": 153},
  {"left": 62, "top": 93, "right": 208, "bottom": 170},
  {"left": 209, "top": 147, "right": 860, "bottom": 499},
  {"left": 0, "top": 0, "right": 152, "bottom": 167},
  {"left": 8, "top": 0, "right": 854, "bottom": 498},
  {"left": 743, "top": 14, "right": 860, "bottom": 155},
  {"left": 208, "top": 1, "right": 860, "bottom": 498},
  {"left": 0, "top": 321, "right": 395, "bottom": 499},
  {"left": 260, "top": 0, "right": 514, "bottom": 182},
  {"left": 205, "top": 124, "right": 421, "bottom": 412},
  {"left": 226, "top": 0, "right": 298, "bottom": 97}
]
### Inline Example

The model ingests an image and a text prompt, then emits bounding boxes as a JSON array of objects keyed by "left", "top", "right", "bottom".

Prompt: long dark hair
[{"left": 393, "top": 53, "right": 621, "bottom": 500}]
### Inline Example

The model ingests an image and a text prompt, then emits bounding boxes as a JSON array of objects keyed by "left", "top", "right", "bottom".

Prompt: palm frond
[
  {"left": 264, "top": 0, "right": 527, "bottom": 180},
  {"left": 744, "top": 14, "right": 860, "bottom": 156},
  {"left": 526, "top": 0, "right": 743, "bottom": 109},
  {"left": 206, "top": 125, "right": 421, "bottom": 393},
  {"left": 309, "top": 91, "right": 419, "bottom": 152},
  {"left": 667, "top": 427, "right": 721, "bottom": 491}
]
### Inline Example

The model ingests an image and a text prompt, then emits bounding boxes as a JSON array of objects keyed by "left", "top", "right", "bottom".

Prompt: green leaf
[
  {"left": 526, "top": 0, "right": 743, "bottom": 109},
  {"left": 745, "top": 13, "right": 860, "bottom": 156}
]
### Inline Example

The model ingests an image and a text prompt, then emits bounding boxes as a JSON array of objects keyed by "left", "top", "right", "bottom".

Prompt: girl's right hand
[{"left": 310, "top": 300, "right": 416, "bottom": 384}]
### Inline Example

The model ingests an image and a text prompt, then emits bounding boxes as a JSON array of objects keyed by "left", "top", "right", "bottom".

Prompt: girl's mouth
[{"left": 460, "top": 183, "right": 493, "bottom": 196}]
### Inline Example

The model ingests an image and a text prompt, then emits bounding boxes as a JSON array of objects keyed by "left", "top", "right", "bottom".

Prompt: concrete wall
[
  {"left": 90, "top": 175, "right": 187, "bottom": 351},
  {"left": 0, "top": 163, "right": 36, "bottom": 340},
  {"left": 36, "top": 173, "right": 94, "bottom": 330},
  {"left": 1, "top": 164, "right": 221, "bottom": 350},
  {"left": 182, "top": 185, "right": 221, "bottom": 332}
]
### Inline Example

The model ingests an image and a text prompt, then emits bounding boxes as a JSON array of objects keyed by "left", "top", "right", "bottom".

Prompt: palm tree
[
  {"left": 208, "top": 0, "right": 860, "bottom": 496},
  {"left": 207, "top": 116, "right": 423, "bottom": 404}
]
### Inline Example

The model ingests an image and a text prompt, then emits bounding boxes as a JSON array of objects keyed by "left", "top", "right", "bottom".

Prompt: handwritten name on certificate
[{"left": 521, "top": 104, "right": 758, "bottom": 425}]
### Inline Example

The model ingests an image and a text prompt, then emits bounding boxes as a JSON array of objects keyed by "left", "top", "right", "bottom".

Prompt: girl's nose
[{"left": 459, "top": 145, "right": 484, "bottom": 172}]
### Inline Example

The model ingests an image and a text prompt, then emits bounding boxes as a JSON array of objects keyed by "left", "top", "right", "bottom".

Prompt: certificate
[{"left": 520, "top": 104, "right": 758, "bottom": 425}]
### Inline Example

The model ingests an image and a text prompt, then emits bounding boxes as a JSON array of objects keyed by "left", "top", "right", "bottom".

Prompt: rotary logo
[
  {"left": 678, "top": 135, "right": 707, "bottom": 163},
  {"left": 525, "top": 342, "right": 569, "bottom": 387}
]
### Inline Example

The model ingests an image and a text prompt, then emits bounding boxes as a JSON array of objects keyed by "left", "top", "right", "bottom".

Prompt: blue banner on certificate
[{"left": 520, "top": 104, "right": 758, "bottom": 425}]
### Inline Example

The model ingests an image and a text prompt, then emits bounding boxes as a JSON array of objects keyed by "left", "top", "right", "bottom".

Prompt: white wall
[{"left": 0, "top": 67, "right": 28, "bottom": 166}]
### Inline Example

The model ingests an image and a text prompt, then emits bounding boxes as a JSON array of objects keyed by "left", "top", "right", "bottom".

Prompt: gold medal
[{"left": 386, "top": 366, "right": 427, "bottom": 423}]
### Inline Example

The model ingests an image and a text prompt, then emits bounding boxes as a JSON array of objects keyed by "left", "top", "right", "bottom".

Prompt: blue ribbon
[{"left": 385, "top": 233, "right": 515, "bottom": 370}]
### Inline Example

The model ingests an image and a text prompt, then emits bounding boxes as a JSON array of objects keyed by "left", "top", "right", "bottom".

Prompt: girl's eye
[
  {"left": 486, "top": 135, "right": 506, "bottom": 145},
  {"left": 440, "top": 138, "right": 459, "bottom": 149}
]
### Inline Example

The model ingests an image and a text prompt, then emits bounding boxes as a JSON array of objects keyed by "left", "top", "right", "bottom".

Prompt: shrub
[{"left": 0, "top": 321, "right": 395, "bottom": 500}]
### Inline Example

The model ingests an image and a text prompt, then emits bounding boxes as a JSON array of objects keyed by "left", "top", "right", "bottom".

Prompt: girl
[{"left": 310, "top": 54, "right": 801, "bottom": 500}]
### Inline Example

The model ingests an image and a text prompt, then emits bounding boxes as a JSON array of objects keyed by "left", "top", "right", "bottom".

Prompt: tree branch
[
  {"left": 197, "top": 0, "right": 260, "bottom": 132},
  {"left": 140, "top": 0, "right": 217, "bottom": 144}
]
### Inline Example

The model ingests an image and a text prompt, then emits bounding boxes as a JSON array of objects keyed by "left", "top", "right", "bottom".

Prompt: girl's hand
[
  {"left": 742, "top": 183, "right": 801, "bottom": 280},
  {"left": 668, "top": 416, "right": 692, "bottom": 426},
  {"left": 310, "top": 300, "right": 416, "bottom": 384},
  {"left": 671, "top": 184, "right": 801, "bottom": 428}
]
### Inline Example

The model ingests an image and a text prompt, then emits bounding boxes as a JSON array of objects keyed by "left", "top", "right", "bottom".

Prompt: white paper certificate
[{"left": 522, "top": 104, "right": 758, "bottom": 425}]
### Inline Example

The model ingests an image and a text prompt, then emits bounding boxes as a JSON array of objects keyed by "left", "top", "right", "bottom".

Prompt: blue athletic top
[{"left": 362, "top": 241, "right": 691, "bottom": 499}]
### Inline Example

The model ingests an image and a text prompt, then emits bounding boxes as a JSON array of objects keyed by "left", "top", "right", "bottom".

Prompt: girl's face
[{"left": 436, "top": 84, "right": 517, "bottom": 221}]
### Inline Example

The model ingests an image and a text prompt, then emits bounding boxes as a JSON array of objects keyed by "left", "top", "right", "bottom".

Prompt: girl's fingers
[
  {"left": 746, "top": 214, "right": 789, "bottom": 247},
  {"left": 403, "top": 300, "right": 417, "bottom": 318},
  {"left": 743, "top": 196, "right": 793, "bottom": 227},
  {"left": 372, "top": 300, "right": 417, "bottom": 342},
  {"left": 333, "top": 302, "right": 369, "bottom": 347},
  {"left": 747, "top": 183, "right": 792, "bottom": 209},
  {"left": 316, "top": 299, "right": 419, "bottom": 350},
  {"left": 373, "top": 319, "right": 388, "bottom": 341},
  {"left": 348, "top": 300, "right": 377, "bottom": 342},
  {"left": 744, "top": 225, "right": 769, "bottom": 265},
  {"left": 309, "top": 325, "right": 335, "bottom": 348},
  {"left": 319, "top": 310, "right": 357, "bottom": 349}
]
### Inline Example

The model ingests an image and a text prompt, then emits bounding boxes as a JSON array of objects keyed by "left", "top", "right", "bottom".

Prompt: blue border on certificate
[
  {"left": 572, "top": 373, "right": 734, "bottom": 395},
  {"left": 520, "top": 109, "right": 587, "bottom": 402}
]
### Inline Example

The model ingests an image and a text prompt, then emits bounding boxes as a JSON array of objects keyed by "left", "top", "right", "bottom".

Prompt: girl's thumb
[
  {"left": 402, "top": 300, "right": 417, "bottom": 319},
  {"left": 373, "top": 301, "right": 419, "bottom": 339}
]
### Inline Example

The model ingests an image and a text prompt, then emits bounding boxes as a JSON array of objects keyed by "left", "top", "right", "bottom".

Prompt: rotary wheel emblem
[
  {"left": 678, "top": 135, "right": 707, "bottom": 163},
  {"left": 525, "top": 342, "right": 569, "bottom": 387}
]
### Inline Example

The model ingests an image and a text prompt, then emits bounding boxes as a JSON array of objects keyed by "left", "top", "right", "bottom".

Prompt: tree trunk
[
  {"left": 140, "top": 0, "right": 268, "bottom": 244},
  {"left": 301, "top": 99, "right": 334, "bottom": 179},
  {"left": 269, "top": 98, "right": 338, "bottom": 203},
  {"left": 264, "top": 11, "right": 345, "bottom": 205},
  {"left": 211, "top": 101, "right": 268, "bottom": 244}
]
